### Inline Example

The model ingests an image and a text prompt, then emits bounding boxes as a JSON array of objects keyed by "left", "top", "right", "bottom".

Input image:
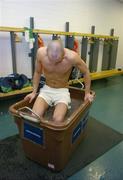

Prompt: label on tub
[
  {"left": 48, "top": 163, "right": 55, "bottom": 169},
  {"left": 72, "top": 111, "right": 89, "bottom": 144},
  {"left": 23, "top": 122, "right": 44, "bottom": 145}
]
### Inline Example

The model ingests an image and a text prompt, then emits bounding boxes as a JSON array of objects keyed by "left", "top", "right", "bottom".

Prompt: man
[{"left": 25, "top": 40, "right": 94, "bottom": 124}]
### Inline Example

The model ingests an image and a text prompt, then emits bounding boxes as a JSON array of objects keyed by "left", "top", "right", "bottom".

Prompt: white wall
[
  {"left": 0, "top": 0, "right": 123, "bottom": 77},
  {"left": 0, "top": 1, "right": 2, "bottom": 74},
  {"left": 0, "top": 1, "right": 2, "bottom": 25}
]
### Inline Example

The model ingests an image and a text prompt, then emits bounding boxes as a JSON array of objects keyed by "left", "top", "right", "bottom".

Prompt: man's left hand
[{"left": 84, "top": 93, "right": 94, "bottom": 102}]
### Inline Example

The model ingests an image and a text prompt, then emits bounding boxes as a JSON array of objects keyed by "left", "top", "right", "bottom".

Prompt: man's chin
[{"left": 52, "top": 59, "right": 61, "bottom": 63}]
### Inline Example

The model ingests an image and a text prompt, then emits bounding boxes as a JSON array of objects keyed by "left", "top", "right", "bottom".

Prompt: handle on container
[{"left": 18, "top": 106, "right": 41, "bottom": 123}]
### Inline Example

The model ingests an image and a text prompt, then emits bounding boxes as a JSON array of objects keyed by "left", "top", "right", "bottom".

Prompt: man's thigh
[
  {"left": 32, "top": 97, "right": 49, "bottom": 117},
  {"left": 53, "top": 103, "right": 68, "bottom": 123}
]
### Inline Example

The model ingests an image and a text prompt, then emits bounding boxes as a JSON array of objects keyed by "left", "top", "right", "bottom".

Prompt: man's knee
[{"left": 52, "top": 114, "right": 64, "bottom": 123}]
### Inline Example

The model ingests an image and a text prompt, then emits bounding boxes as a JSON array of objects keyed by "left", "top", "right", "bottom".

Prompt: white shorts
[{"left": 38, "top": 85, "right": 71, "bottom": 109}]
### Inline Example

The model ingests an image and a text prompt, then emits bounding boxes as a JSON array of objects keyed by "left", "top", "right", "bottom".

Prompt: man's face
[{"left": 47, "top": 42, "right": 64, "bottom": 63}]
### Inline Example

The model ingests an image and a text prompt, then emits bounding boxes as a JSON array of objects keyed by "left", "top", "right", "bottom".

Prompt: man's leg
[
  {"left": 52, "top": 103, "right": 68, "bottom": 123},
  {"left": 32, "top": 97, "right": 49, "bottom": 118}
]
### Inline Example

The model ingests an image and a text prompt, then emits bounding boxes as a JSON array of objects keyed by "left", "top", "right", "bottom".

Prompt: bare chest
[{"left": 42, "top": 58, "right": 72, "bottom": 74}]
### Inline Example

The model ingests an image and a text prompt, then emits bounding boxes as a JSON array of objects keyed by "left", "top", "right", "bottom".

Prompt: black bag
[{"left": 0, "top": 73, "right": 30, "bottom": 93}]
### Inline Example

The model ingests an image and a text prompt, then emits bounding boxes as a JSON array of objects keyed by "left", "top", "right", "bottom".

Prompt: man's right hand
[{"left": 24, "top": 92, "right": 37, "bottom": 103}]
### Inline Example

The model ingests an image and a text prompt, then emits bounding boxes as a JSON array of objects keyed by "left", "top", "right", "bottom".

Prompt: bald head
[{"left": 47, "top": 40, "right": 64, "bottom": 63}]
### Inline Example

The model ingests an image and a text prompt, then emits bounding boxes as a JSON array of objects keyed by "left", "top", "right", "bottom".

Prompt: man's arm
[
  {"left": 71, "top": 52, "right": 94, "bottom": 102},
  {"left": 73, "top": 53, "right": 91, "bottom": 94},
  {"left": 32, "top": 49, "right": 42, "bottom": 94}
]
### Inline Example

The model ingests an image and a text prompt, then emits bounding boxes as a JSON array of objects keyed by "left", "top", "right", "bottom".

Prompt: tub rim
[{"left": 9, "top": 86, "right": 95, "bottom": 131}]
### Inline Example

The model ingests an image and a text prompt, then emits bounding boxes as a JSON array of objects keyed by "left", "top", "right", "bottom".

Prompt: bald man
[{"left": 25, "top": 40, "right": 94, "bottom": 124}]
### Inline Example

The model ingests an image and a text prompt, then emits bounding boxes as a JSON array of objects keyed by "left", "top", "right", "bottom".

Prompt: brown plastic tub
[{"left": 9, "top": 86, "right": 95, "bottom": 171}]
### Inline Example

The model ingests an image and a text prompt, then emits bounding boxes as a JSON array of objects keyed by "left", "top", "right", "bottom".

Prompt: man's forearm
[
  {"left": 32, "top": 72, "right": 41, "bottom": 93},
  {"left": 83, "top": 70, "right": 91, "bottom": 94}
]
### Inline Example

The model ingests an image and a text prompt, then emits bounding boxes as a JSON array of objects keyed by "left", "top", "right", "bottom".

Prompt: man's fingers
[
  {"left": 89, "top": 95, "right": 94, "bottom": 102},
  {"left": 84, "top": 94, "right": 94, "bottom": 102},
  {"left": 29, "top": 99, "right": 31, "bottom": 103},
  {"left": 24, "top": 94, "right": 30, "bottom": 100},
  {"left": 24, "top": 93, "right": 36, "bottom": 103},
  {"left": 29, "top": 97, "right": 33, "bottom": 103},
  {"left": 29, "top": 96, "right": 35, "bottom": 103}
]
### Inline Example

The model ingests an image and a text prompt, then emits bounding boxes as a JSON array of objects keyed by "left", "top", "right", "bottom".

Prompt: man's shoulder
[
  {"left": 37, "top": 47, "right": 47, "bottom": 61},
  {"left": 64, "top": 48, "right": 77, "bottom": 60},
  {"left": 37, "top": 47, "right": 47, "bottom": 54}
]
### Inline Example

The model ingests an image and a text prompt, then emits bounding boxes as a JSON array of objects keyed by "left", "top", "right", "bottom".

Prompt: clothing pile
[{"left": 0, "top": 73, "right": 30, "bottom": 93}]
